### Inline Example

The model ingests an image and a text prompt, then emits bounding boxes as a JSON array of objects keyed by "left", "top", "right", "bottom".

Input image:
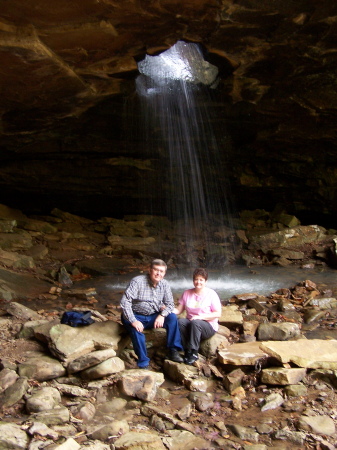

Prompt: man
[{"left": 120, "top": 259, "right": 184, "bottom": 368}]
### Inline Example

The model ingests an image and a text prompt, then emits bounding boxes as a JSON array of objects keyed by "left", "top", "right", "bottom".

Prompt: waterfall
[{"left": 135, "top": 41, "right": 236, "bottom": 267}]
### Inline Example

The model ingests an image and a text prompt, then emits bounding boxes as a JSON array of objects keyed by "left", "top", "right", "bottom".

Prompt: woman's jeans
[
  {"left": 122, "top": 312, "right": 183, "bottom": 368},
  {"left": 178, "top": 318, "right": 215, "bottom": 353}
]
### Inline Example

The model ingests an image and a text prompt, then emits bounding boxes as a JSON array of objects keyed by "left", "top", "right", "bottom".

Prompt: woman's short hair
[{"left": 193, "top": 268, "right": 208, "bottom": 280}]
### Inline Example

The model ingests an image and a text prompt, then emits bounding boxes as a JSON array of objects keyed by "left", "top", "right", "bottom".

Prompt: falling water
[{"left": 135, "top": 41, "right": 235, "bottom": 266}]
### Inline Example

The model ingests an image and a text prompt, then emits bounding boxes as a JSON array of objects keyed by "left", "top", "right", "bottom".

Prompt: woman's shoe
[{"left": 184, "top": 351, "right": 198, "bottom": 365}]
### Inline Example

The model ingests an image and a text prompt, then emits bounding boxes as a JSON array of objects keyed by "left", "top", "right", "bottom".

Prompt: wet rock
[
  {"left": 308, "top": 297, "right": 337, "bottom": 309},
  {"left": 261, "top": 367, "right": 306, "bottom": 385},
  {"left": 257, "top": 322, "right": 301, "bottom": 341},
  {"left": 303, "top": 309, "right": 327, "bottom": 324}
]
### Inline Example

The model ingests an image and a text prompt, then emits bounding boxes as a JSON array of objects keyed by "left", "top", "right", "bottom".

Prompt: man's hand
[
  {"left": 132, "top": 320, "right": 144, "bottom": 332},
  {"left": 154, "top": 314, "right": 165, "bottom": 328}
]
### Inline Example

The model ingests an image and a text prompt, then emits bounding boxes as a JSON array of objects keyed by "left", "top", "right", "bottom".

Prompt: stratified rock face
[{"left": 0, "top": 1, "right": 337, "bottom": 224}]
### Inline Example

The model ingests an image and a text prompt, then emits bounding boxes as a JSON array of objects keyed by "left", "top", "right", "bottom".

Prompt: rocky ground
[{"left": 0, "top": 204, "right": 336, "bottom": 449}]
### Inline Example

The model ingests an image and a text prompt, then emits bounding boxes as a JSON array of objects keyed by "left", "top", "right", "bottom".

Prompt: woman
[{"left": 174, "top": 268, "right": 222, "bottom": 365}]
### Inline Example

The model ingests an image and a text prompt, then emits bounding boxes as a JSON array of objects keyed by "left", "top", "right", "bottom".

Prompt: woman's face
[{"left": 193, "top": 276, "right": 207, "bottom": 290}]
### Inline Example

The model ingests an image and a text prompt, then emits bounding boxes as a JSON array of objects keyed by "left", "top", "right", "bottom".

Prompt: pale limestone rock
[
  {"left": 30, "top": 406, "right": 70, "bottom": 425},
  {"left": 47, "top": 437, "right": 80, "bottom": 449},
  {"left": 218, "top": 341, "right": 268, "bottom": 366},
  {"left": 162, "top": 429, "right": 210, "bottom": 449},
  {"left": 243, "top": 320, "right": 259, "bottom": 336},
  {"left": 36, "top": 320, "right": 123, "bottom": 364},
  {"left": 284, "top": 384, "right": 308, "bottom": 397},
  {"left": 0, "top": 248, "right": 35, "bottom": 269},
  {"left": 260, "top": 339, "right": 337, "bottom": 369},
  {"left": 261, "top": 392, "right": 284, "bottom": 411},
  {"left": 52, "top": 382, "right": 91, "bottom": 397},
  {"left": 90, "top": 420, "right": 130, "bottom": 440},
  {"left": 28, "top": 421, "right": 59, "bottom": 439},
  {"left": 199, "top": 332, "right": 229, "bottom": 357},
  {"left": 26, "top": 387, "right": 61, "bottom": 413},
  {"left": 261, "top": 367, "right": 306, "bottom": 385},
  {"left": 185, "top": 377, "right": 216, "bottom": 392},
  {"left": 116, "top": 369, "right": 164, "bottom": 402},
  {"left": 18, "top": 319, "right": 50, "bottom": 339},
  {"left": 162, "top": 359, "right": 199, "bottom": 384},
  {"left": 257, "top": 322, "right": 301, "bottom": 341},
  {"left": 0, "top": 422, "right": 29, "bottom": 449},
  {"left": 74, "top": 401, "right": 96, "bottom": 422},
  {"left": 6, "top": 301, "right": 42, "bottom": 320},
  {"left": 298, "top": 415, "right": 336, "bottom": 436},
  {"left": 114, "top": 431, "right": 166, "bottom": 449},
  {"left": 219, "top": 305, "right": 243, "bottom": 326},
  {"left": 18, "top": 355, "right": 66, "bottom": 381},
  {"left": 80, "top": 357, "right": 125, "bottom": 380},
  {"left": 0, "top": 376, "right": 29, "bottom": 409},
  {"left": 0, "top": 368, "right": 18, "bottom": 393},
  {"left": 228, "top": 424, "right": 259, "bottom": 443},
  {"left": 68, "top": 348, "right": 117, "bottom": 374}
]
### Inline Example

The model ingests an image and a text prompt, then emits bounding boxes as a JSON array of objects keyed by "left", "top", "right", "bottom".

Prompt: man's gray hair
[{"left": 150, "top": 259, "right": 167, "bottom": 269}]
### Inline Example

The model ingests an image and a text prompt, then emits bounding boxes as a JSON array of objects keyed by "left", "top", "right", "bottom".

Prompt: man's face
[{"left": 149, "top": 264, "right": 166, "bottom": 285}]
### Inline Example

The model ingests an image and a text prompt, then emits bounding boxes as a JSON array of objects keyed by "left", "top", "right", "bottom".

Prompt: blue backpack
[{"left": 61, "top": 311, "right": 94, "bottom": 327}]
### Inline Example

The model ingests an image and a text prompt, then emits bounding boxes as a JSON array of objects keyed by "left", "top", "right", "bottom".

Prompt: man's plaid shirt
[{"left": 120, "top": 274, "right": 174, "bottom": 324}]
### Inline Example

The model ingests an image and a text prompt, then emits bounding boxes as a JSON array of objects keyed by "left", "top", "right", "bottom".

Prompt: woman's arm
[
  {"left": 173, "top": 303, "right": 185, "bottom": 315},
  {"left": 190, "top": 310, "right": 221, "bottom": 321}
]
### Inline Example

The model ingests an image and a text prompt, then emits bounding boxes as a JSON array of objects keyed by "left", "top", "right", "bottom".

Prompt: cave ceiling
[{"left": 0, "top": 0, "right": 337, "bottom": 222}]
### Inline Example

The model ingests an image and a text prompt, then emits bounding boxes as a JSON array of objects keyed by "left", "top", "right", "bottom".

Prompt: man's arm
[
  {"left": 120, "top": 279, "right": 139, "bottom": 324},
  {"left": 159, "top": 280, "right": 175, "bottom": 317}
]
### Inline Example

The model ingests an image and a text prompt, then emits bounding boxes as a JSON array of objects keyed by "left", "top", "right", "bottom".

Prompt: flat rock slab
[
  {"left": 260, "top": 339, "right": 337, "bottom": 369},
  {"left": 218, "top": 341, "right": 268, "bottom": 366},
  {"left": 0, "top": 267, "right": 50, "bottom": 301}
]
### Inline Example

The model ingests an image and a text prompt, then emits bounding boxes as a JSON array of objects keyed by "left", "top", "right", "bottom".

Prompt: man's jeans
[{"left": 122, "top": 312, "right": 183, "bottom": 368}]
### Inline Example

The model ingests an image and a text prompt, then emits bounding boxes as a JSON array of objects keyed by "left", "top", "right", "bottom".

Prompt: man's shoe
[
  {"left": 184, "top": 352, "right": 199, "bottom": 365},
  {"left": 168, "top": 349, "right": 184, "bottom": 363}
]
